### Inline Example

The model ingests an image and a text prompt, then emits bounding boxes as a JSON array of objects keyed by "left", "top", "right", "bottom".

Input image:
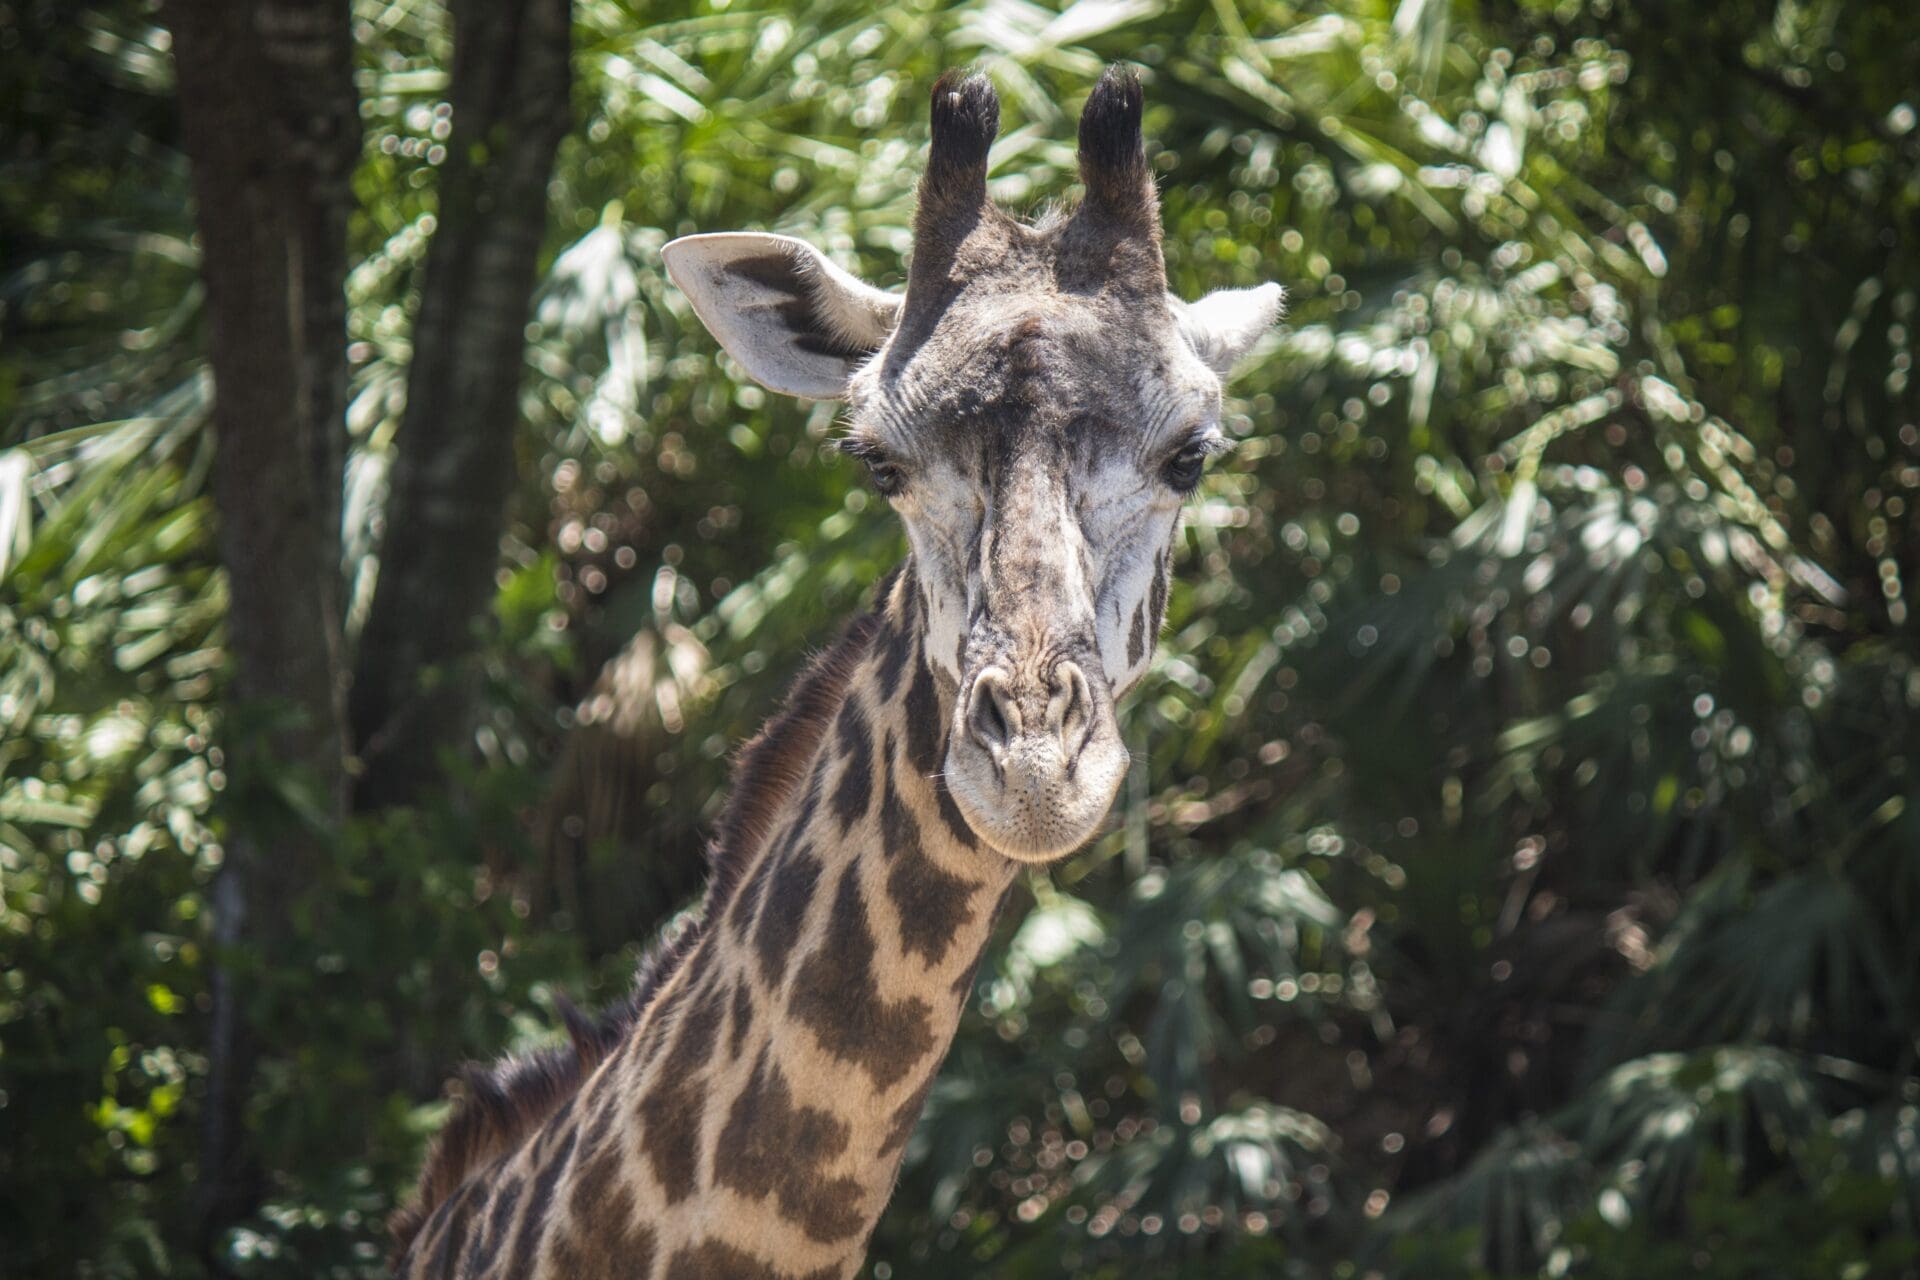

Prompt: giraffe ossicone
[{"left": 393, "top": 65, "right": 1283, "bottom": 1279}]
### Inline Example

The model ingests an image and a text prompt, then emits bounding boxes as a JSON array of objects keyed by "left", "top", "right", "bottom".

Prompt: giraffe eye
[
  {"left": 867, "top": 460, "right": 906, "bottom": 497},
  {"left": 1163, "top": 443, "right": 1209, "bottom": 492},
  {"left": 1163, "top": 430, "right": 1231, "bottom": 493},
  {"left": 837, "top": 436, "right": 906, "bottom": 497}
]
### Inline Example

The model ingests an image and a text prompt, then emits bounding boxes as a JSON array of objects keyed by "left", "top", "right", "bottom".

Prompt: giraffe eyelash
[
  {"left": 1176, "top": 431, "right": 1236, "bottom": 459},
  {"left": 832, "top": 435, "right": 890, "bottom": 464}
]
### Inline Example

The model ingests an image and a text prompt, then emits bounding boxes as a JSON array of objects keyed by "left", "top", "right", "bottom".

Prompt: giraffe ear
[
  {"left": 663, "top": 233, "right": 900, "bottom": 400},
  {"left": 1172, "top": 282, "right": 1286, "bottom": 377}
]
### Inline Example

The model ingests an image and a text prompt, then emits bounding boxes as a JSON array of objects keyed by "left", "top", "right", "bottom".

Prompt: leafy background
[{"left": 4, "top": 0, "right": 1919, "bottom": 1276}]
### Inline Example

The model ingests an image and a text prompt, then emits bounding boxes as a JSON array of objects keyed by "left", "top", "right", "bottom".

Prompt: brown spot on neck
[
  {"left": 635, "top": 977, "right": 729, "bottom": 1201},
  {"left": 714, "top": 1047, "right": 864, "bottom": 1242},
  {"left": 880, "top": 765, "right": 980, "bottom": 966},
  {"left": 829, "top": 693, "right": 876, "bottom": 833},
  {"left": 789, "top": 864, "right": 937, "bottom": 1089}
]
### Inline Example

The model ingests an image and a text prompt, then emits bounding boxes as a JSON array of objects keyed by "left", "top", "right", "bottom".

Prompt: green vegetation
[{"left": 4, "top": 0, "right": 1917, "bottom": 1275}]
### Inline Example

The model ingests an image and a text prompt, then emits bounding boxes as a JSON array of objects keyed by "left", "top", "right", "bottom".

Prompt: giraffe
[{"left": 390, "top": 65, "right": 1284, "bottom": 1279}]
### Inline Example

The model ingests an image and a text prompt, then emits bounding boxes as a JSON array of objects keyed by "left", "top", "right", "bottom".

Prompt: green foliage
[
  {"left": 214, "top": 769, "right": 599, "bottom": 1279},
  {"left": 1, "top": 396, "right": 220, "bottom": 1275},
  {"left": 5, "top": 0, "right": 1918, "bottom": 1276},
  {"left": 1394, "top": 1150, "right": 1920, "bottom": 1280}
]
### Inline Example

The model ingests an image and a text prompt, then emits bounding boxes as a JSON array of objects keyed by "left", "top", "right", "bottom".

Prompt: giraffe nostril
[
  {"left": 979, "top": 697, "right": 1008, "bottom": 746},
  {"left": 966, "top": 669, "right": 1019, "bottom": 758},
  {"left": 1047, "top": 661, "right": 1094, "bottom": 754}
]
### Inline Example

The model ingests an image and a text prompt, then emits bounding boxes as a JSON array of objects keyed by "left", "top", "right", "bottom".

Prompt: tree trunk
[
  {"left": 164, "top": 0, "right": 359, "bottom": 1264},
  {"left": 349, "top": 0, "right": 572, "bottom": 810}
]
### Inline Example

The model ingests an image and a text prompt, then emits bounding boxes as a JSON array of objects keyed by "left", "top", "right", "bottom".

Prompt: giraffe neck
[{"left": 402, "top": 563, "right": 1019, "bottom": 1279}]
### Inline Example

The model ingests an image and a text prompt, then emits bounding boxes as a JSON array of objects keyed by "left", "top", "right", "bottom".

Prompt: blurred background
[{"left": 4, "top": 0, "right": 1918, "bottom": 1276}]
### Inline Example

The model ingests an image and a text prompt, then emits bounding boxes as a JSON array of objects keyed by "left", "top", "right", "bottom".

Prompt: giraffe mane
[{"left": 389, "top": 591, "right": 889, "bottom": 1262}]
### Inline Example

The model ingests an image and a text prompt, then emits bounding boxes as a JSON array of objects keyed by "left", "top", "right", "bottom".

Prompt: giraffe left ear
[
  {"left": 663, "top": 233, "right": 901, "bottom": 400},
  {"left": 1172, "top": 282, "right": 1286, "bottom": 377}
]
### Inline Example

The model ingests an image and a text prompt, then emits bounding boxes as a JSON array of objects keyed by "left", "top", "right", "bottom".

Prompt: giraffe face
[
  {"left": 835, "top": 280, "right": 1231, "bottom": 861},
  {"left": 664, "top": 68, "right": 1282, "bottom": 860}
]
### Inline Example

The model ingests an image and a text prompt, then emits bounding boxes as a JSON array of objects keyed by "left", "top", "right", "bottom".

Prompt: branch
[{"left": 349, "top": 0, "right": 573, "bottom": 810}]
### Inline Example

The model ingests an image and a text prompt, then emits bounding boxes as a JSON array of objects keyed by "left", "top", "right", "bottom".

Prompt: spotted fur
[{"left": 390, "top": 614, "right": 876, "bottom": 1263}]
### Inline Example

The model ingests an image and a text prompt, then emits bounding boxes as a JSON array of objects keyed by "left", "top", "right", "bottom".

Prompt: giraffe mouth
[{"left": 943, "top": 658, "right": 1129, "bottom": 861}]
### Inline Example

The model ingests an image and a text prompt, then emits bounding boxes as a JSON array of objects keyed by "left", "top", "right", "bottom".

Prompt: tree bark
[
  {"left": 349, "top": 0, "right": 572, "bottom": 810},
  {"left": 164, "top": 0, "right": 358, "bottom": 1264},
  {"left": 167, "top": 0, "right": 569, "bottom": 1253}
]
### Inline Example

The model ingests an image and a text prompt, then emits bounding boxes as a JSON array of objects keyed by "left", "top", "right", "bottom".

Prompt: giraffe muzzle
[{"left": 945, "top": 656, "right": 1128, "bottom": 862}]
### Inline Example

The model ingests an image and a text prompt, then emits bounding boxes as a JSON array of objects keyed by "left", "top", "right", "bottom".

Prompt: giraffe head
[{"left": 665, "top": 66, "right": 1282, "bottom": 861}]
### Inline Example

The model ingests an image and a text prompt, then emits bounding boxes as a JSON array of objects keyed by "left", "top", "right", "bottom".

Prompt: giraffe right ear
[{"left": 663, "top": 233, "right": 900, "bottom": 400}]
